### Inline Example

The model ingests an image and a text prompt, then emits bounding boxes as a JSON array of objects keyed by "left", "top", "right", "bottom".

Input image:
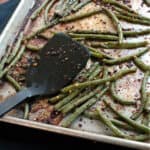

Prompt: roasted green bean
[
  {"left": 26, "top": 43, "right": 44, "bottom": 51},
  {"left": 144, "top": 0, "right": 150, "bottom": 6},
  {"left": 113, "top": 6, "right": 150, "bottom": 22},
  {"left": 0, "top": 45, "right": 26, "bottom": 79},
  {"left": 60, "top": 8, "right": 102, "bottom": 23},
  {"left": 61, "top": 67, "right": 137, "bottom": 93},
  {"left": 103, "top": 7, "right": 123, "bottom": 43},
  {"left": 102, "top": 0, "right": 137, "bottom": 14},
  {"left": 131, "top": 71, "right": 150, "bottom": 120},
  {"left": 144, "top": 96, "right": 150, "bottom": 112},
  {"left": 6, "top": 74, "right": 21, "bottom": 91},
  {"left": 0, "top": 46, "right": 12, "bottom": 71},
  {"left": 7, "top": 32, "right": 23, "bottom": 64},
  {"left": 69, "top": 33, "right": 118, "bottom": 41},
  {"left": 60, "top": 87, "right": 108, "bottom": 127},
  {"left": 25, "top": 18, "right": 59, "bottom": 40},
  {"left": 44, "top": 0, "right": 56, "bottom": 24},
  {"left": 90, "top": 41, "right": 148, "bottom": 49},
  {"left": 110, "top": 82, "right": 136, "bottom": 105},
  {"left": 24, "top": 103, "right": 30, "bottom": 119},
  {"left": 31, "top": 0, "right": 51, "bottom": 20},
  {"left": 96, "top": 107, "right": 149, "bottom": 141},
  {"left": 104, "top": 99, "right": 150, "bottom": 133},
  {"left": 88, "top": 47, "right": 113, "bottom": 59},
  {"left": 102, "top": 48, "right": 149, "bottom": 65},
  {"left": 73, "top": 0, "right": 91, "bottom": 11},
  {"left": 134, "top": 57, "right": 150, "bottom": 72},
  {"left": 115, "top": 13, "right": 150, "bottom": 26},
  {"left": 49, "top": 94, "right": 67, "bottom": 104},
  {"left": 68, "top": 29, "right": 150, "bottom": 37}
]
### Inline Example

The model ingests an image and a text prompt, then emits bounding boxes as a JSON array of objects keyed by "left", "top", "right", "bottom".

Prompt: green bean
[
  {"left": 144, "top": 0, "right": 150, "bottom": 6},
  {"left": 96, "top": 107, "right": 126, "bottom": 137},
  {"left": 115, "top": 13, "right": 150, "bottom": 26},
  {"left": 84, "top": 109, "right": 149, "bottom": 132},
  {"left": 26, "top": 43, "right": 44, "bottom": 51},
  {"left": 110, "top": 82, "right": 136, "bottom": 105},
  {"left": 134, "top": 57, "right": 150, "bottom": 72},
  {"left": 0, "top": 45, "right": 26, "bottom": 79},
  {"left": 90, "top": 41, "right": 148, "bottom": 49},
  {"left": 84, "top": 110, "right": 135, "bottom": 130},
  {"left": 25, "top": 18, "right": 59, "bottom": 40},
  {"left": 97, "top": 107, "right": 150, "bottom": 141},
  {"left": 60, "top": 8, "right": 102, "bottom": 23},
  {"left": 24, "top": 103, "right": 30, "bottom": 119},
  {"left": 55, "top": 0, "right": 66, "bottom": 17},
  {"left": 31, "top": 0, "right": 51, "bottom": 20},
  {"left": 69, "top": 33, "right": 118, "bottom": 41},
  {"left": 61, "top": 86, "right": 107, "bottom": 114},
  {"left": 142, "top": 112, "right": 149, "bottom": 126},
  {"left": 88, "top": 66, "right": 102, "bottom": 80},
  {"left": 103, "top": 66, "right": 110, "bottom": 86},
  {"left": 129, "top": 134, "right": 150, "bottom": 141},
  {"left": 131, "top": 71, "right": 150, "bottom": 120},
  {"left": 39, "top": 34, "right": 85, "bottom": 41},
  {"left": 5, "top": 74, "right": 29, "bottom": 119},
  {"left": 61, "top": 97, "right": 97, "bottom": 127},
  {"left": 68, "top": 28, "right": 150, "bottom": 37},
  {"left": 61, "top": 67, "right": 137, "bottom": 93},
  {"left": 54, "top": 0, "right": 70, "bottom": 17},
  {"left": 73, "top": 0, "right": 91, "bottom": 11},
  {"left": 75, "top": 62, "right": 100, "bottom": 80},
  {"left": 88, "top": 47, "right": 113, "bottom": 59},
  {"left": 124, "top": 29, "right": 150, "bottom": 37},
  {"left": 49, "top": 93, "right": 67, "bottom": 103},
  {"left": 70, "top": 1, "right": 79, "bottom": 11},
  {"left": 5, "top": 74, "right": 21, "bottom": 91},
  {"left": 103, "top": 7, "right": 123, "bottom": 43},
  {"left": 102, "top": 48, "right": 149, "bottom": 65},
  {"left": 44, "top": 0, "right": 56, "bottom": 24},
  {"left": 90, "top": 51, "right": 103, "bottom": 59},
  {"left": 54, "top": 63, "right": 101, "bottom": 110},
  {"left": 54, "top": 89, "right": 80, "bottom": 110},
  {"left": 54, "top": 0, "right": 64, "bottom": 15},
  {"left": 84, "top": 110, "right": 99, "bottom": 119},
  {"left": 104, "top": 99, "right": 150, "bottom": 133},
  {"left": 85, "top": 62, "right": 100, "bottom": 78},
  {"left": 0, "top": 46, "right": 12, "bottom": 71},
  {"left": 68, "top": 30, "right": 116, "bottom": 35},
  {"left": 63, "top": 0, "right": 79, "bottom": 16},
  {"left": 113, "top": 6, "right": 150, "bottom": 22},
  {"left": 60, "top": 87, "right": 108, "bottom": 127},
  {"left": 7, "top": 32, "right": 23, "bottom": 64},
  {"left": 145, "top": 96, "right": 150, "bottom": 112},
  {"left": 102, "top": 0, "right": 137, "bottom": 14}
]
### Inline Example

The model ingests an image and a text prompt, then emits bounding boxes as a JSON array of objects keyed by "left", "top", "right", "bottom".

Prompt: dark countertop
[
  {"left": 0, "top": 1, "right": 134, "bottom": 149},
  {"left": 0, "top": 121, "right": 134, "bottom": 150}
]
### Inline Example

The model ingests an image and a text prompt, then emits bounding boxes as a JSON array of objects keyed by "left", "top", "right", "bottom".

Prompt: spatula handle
[{"left": 0, "top": 88, "right": 33, "bottom": 117}]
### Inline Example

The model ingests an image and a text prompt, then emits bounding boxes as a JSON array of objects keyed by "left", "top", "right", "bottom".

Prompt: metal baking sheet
[{"left": 0, "top": 0, "right": 149, "bottom": 149}]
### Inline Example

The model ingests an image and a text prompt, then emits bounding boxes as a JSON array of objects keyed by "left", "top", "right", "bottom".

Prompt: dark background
[
  {"left": 0, "top": 121, "right": 133, "bottom": 150},
  {"left": 0, "top": 0, "right": 133, "bottom": 149}
]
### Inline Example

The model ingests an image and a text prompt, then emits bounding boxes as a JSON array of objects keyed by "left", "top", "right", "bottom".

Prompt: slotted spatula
[{"left": 0, "top": 33, "right": 90, "bottom": 117}]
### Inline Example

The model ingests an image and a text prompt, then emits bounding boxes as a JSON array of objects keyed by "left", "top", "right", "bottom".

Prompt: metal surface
[{"left": 0, "top": 0, "right": 149, "bottom": 149}]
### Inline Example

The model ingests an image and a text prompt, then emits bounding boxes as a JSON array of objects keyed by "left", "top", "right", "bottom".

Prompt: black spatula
[{"left": 0, "top": 33, "right": 90, "bottom": 117}]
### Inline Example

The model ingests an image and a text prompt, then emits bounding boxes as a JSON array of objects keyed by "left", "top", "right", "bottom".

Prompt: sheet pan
[{"left": 0, "top": 0, "right": 149, "bottom": 149}]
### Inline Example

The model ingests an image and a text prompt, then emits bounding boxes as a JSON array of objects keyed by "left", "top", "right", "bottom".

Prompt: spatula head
[{"left": 26, "top": 33, "right": 90, "bottom": 95}]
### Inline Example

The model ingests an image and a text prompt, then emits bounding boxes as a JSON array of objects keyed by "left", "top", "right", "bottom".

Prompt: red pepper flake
[
  {"left": 78, "top": 123, "right": 82, "bottom": 128},
  {"left": 79, "top": 117, "right": 83, "bottom": 122}
]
